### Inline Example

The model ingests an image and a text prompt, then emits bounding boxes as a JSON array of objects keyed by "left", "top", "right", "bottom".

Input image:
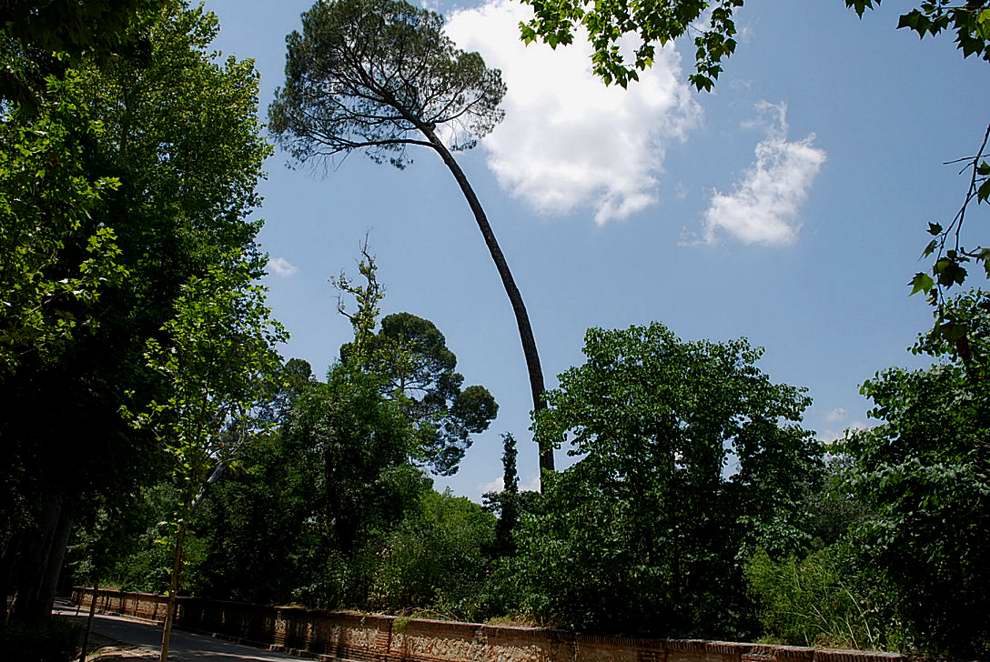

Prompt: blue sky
[{"left": 206, "top": 0, "right": 988, "bottom": 499}]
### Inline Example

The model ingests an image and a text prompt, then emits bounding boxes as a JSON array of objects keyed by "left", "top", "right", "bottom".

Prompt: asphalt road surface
[{"left": 54, "top": 606, "right": 313, "bottom": 662}]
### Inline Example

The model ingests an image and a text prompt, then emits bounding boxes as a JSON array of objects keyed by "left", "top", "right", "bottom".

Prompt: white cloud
[
  {"left": 825, "top": 407, "right": 847, "bottom": 424},
  {"left": 519, "top": 472, "right": 541, "bottom": 492},
  {"left": 821, "top": 420, "right": 868, "bottom": 445},
  {"left": 268, "top": 256, "right": 299, "bottom": 277},
  {"left": 478, "top": 471, "right": 540, "bottom": 498},
  {"left": 478, "top": 477, "right": 503, "bottom": 495},
  {"left": 446, "top": 0, "right": 700, "bottom": 224},
  {"left": 702, "top": 101, "right": 825, "bottom": 245}
]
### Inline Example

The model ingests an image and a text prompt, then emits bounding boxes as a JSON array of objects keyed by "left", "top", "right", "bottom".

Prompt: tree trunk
[
  {"left": 421, "top": 129, "right": 555, "bottom": 481},
  {"left": 12, "top": 491, "right": 72, "bottom": 623},
  {"left": 79, "top": 580, "right": 99, "bottom": 662},
  {"left": 0, "top": 529, "right": 24, "bottom": 624},
  {"left": 37, "top": 498, "right": 73, "bottom": 615},
  {"left": 159, "top": 514, "right": 187, "bottom": 662}
]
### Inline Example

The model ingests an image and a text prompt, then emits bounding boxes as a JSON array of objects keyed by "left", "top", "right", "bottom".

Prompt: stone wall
[{"left": 71, "top": 587, "right": 904, "bottom": 662}]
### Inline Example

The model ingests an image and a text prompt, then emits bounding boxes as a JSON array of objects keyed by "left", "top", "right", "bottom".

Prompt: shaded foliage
[
  {"left": 369, "top": 489, "right": 495, "bottom": 620},
  {"left": 0, "top": 0, "right": 159, "bottom": 104},
  {"left": 748, "top": 290, "right": 990, "bottom": 657},
  {"left": 505, "top": 323, "right": 822, "bottom": 637},
  {"left": 745, "top": 544, "right": 901, "bottom": 651},
  {"left": 838, "top": 291, "right": 990, "bottom": 657},
  {"left": 483, "top": 432, "right": 521, "bottom": 558},
  {"left": 343, "top": 312, "right": 498, "bottom": 475}
]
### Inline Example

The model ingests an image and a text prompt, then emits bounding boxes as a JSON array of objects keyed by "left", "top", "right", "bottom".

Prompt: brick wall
[{"left": 71, "top": 587, "right": 905, "bottom": 662}]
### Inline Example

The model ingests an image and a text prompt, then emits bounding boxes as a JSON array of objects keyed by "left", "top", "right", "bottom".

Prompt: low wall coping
[{"left": 72, "top": 587, "right": 909, "bottom": 661}]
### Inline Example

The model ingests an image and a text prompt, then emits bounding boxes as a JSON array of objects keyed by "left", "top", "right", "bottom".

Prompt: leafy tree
[
  {"left": 509, "top": 323, "right": 821, "bottom": 637},
  {"left": 269, "top": 0, "right": 556, "bottom": 477},
  {"left": 192, "top": 428, "right": 316, "bottom": 604},
  {"left": 0, "top": 0, "right": 271, "bottom": 625},
  {"left": 838, "top": 290, "right": 990, "bottom": 657},
  {"left": 335, "top": 245, "right": 498, "bottom": 475},
  {"left": 96, "top": 485, "right": 181, "bottom": 592},
  {"left": 190, "top": 358, "right": 429, "bottom": 610},
  {"left": 183, "top": 253, "right": 494, "bottom": 611},
  {"left": 125, "top": 252, "right": 285, "bottom": 661},
  {"left": 342, "top": 312, "right": 498, "bottom": 475},
  {"left": 265, "top": 251, "right": 425, "bottom": 607}
]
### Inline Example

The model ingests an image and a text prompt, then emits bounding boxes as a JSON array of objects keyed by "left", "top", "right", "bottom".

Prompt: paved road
[{"left": 54, "top": 607, "right": 313, "bottom": 662}]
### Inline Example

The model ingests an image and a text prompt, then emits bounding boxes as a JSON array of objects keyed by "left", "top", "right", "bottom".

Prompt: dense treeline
[
  {"left": 89, "top": 271, "right": 990, "bottom": 658},
  {"left": 2, "top": 1, "right": 988, "bottom": 660}
]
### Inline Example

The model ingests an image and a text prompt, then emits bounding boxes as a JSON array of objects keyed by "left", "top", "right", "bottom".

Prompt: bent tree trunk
[{"left": 422, "top": 128, "right": 555, "bottom": 480}]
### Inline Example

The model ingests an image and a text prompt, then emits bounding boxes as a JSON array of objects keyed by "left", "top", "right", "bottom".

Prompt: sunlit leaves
[
  {"left": 0, "top": 70, "right": 127, "bottom": 374},
  {"left": 910, "top": 272, "right": 934, "bottom": 295},
  {"left": 128, "top": 252, "right": 287, "bottom": 498},
  {"left": 910, "top": 125, "right": 990, "bottom": 357}
]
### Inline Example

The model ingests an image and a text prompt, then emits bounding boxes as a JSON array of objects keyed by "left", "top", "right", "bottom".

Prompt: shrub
[
  {"left": 744, "top": 545, "right": 903, "bottom": 651},
  {"left": 368, "top": 489, "right": 494, "bottom": 620}
]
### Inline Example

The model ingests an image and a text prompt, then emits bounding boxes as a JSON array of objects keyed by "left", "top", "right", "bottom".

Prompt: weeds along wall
[{"left": 72, "top": 587, "right": 905, "bottom": 662}]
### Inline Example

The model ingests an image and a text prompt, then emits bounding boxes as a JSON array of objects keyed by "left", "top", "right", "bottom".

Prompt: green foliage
[
  {"left": 506, "top": 323, "right": 821, "bottom": 637},
  {"left": 1, "top": 0, "right": 275, "bottom": 622},
  {"left": 0, "top": 70, "right": 126, "bottom": 374},
  {"left": 0, "top": 0, "right": 158, "bottom": 104},
  {"left": 331, "top": 243, "right": 386, "bottom": 360},
  {"left": 837, "top": 294, "right": 990, "bottom": 657},
  {"left": 798, "top": 455, "right": 869, "bottom": 552},
  {"left": 269, "top": 0, "right": 506, "bottom": 166},
  {"left": 521, "top": 0, "right": 741, "bottom": 89},
  {"left": 0, "top": 0, "right": 154, "bottom": 57},
  {"left": 106, "top": 484, "right": 207, "bottom": 593},
  {"left": 745, "top": 545, "right": 901, "bottom": 650},
  {"left": 192, "top": 429, "right": 315, "bottom": 604},
  {"left": 288, "top": 362, "right": 418, "bottom": 552},
  {"left": 337, "top": 250, "right": 498, "bottom": 475},
  {"left": 369, "top": 489, "right": 495, "bottom": 620},
  {"left": 519, "top": 0, "right": 990, "bottom": 91},
  {"left": 910, "top": 135, "right": 990, "bottom": 354},
  {"left": 127, "top": 251, "right": 286, "bottom": 494},
  {"left": 1, "top": 0, "right": 273, "bottom": 492},
  {"left": 483, "top": 433, "right": 521, "bottom": 558},
  {"left": 0, "top": 619, "right": 80, "bottom": 662},
  {"left": 742, "top": 291, "right": 990, "bottom": 656},
  {"left": 170, "top": 254, "right": 498, "bottom": 612},
  {"left": 345, "top": 312, "right": 499, "bottom": 475}
]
